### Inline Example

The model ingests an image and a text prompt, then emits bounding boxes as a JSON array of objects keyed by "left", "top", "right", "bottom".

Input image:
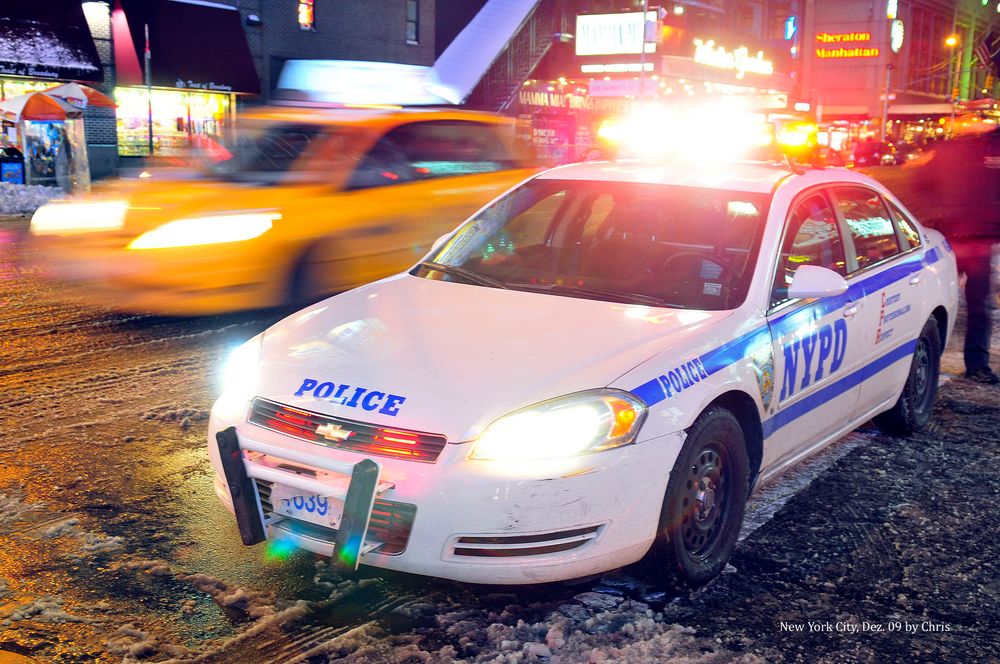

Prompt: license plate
[{"left": 269, "top": 484, "right": 343, "bottom": 529}]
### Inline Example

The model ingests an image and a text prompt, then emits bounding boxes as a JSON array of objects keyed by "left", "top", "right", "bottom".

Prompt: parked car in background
[
  {"left": 26, "top": 107, "right": 536, "bottom": 315},
  {"left": 850, "top": 139, "right": 894, "bottom": 167}
]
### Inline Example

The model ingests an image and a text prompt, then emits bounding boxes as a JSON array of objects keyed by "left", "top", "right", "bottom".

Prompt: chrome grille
[{"left": 248, "top": 398, "right": 447, "bottom": 463}]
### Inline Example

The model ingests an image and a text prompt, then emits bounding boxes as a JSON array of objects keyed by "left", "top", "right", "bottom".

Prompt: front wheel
[
  {"left": 874, "top": 317, "right": 941, "bottom": 436},
  {"left": 647, "top": 407, "right": 750, "bottom": 587}
]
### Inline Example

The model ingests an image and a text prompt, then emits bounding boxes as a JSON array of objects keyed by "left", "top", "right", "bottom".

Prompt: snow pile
[
  {"left": 0, "top": 182, "right": 59, "bottom": 215},
  {"left": 105, "top": 624, "right": 193, "bottom": 661},
  {"left": 1, "top": 595, "right": 103, "bottom": 625},
  {"left": 141, "top": 405, "right": 211, "bottom": 430},
  {"left": 0, "top": 490, "right": 39, "bottom": 533},
  {"left": 176, "top": 572, "right": 277, "bottom": 619},
  {"left": 0, "top": 24, "right": 100, "bottom": 72}
]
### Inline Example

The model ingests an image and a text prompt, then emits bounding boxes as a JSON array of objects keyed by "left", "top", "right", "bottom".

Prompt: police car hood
[{"left": 256, "top": 274, "right": 732, "bottom": 442}]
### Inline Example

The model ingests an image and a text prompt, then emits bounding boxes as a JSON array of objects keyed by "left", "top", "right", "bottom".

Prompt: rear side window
[
  {"left": 887, "top": 200, "right": 922, "bottom": 249},
  {"left": 772, "top": 193, "right": 846, "bottom": 306},
  {"left": 346, "top": 120, "right": 516, "bottom": 190},
  {"left": 832, "top": 186, "right": 901, "bottom": 270},
  {"left": 383, "top": 120, "right": 515, "bottom": 178}
]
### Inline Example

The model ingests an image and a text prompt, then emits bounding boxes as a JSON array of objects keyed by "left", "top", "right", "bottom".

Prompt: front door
[{"left": 763, "top": 190, "right": 869, "bottom": 468}]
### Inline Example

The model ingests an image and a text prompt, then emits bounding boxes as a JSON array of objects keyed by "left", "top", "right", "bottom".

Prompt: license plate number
[{"left": 270, "top": 485, "right": 343, "bottom": 528}]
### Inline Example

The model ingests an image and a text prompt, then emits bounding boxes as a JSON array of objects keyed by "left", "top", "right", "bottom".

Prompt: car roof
[
  {"left": 241, "top": 105, "right": 514, "bottom": 128},
  {"left": 534, "top": 159, "right": 798, "bottom": 194}
]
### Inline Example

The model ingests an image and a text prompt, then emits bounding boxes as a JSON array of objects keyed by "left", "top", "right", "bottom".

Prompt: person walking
[{"left": 914, "top": 116, "right": 1000, "bottom": 384}]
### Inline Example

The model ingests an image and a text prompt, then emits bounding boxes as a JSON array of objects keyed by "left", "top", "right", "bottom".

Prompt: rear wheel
[
  {"left": 874, "top": 317, "right": 941, "bottom": 436},
  {"left": 647, "top": 407, "right": 750, "bottom": 587}
]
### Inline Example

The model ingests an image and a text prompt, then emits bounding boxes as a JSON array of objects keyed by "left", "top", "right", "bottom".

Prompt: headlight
[
  {"left": 127, "top": 212, "right": 279, "bottom": 250},
  {"left": 30, "top": 201, "right": 128, "bottom": 235},
  {"left": 470, "top": 389, "right": 647, "bottom": 461},
  {"left": 218, "top": 334, "right": 263, "bottom": 401}
]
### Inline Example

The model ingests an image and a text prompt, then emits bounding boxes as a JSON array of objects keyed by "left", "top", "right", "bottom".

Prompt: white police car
[{"left": 208, "top": 158, "right": 957, "bottom": 586}]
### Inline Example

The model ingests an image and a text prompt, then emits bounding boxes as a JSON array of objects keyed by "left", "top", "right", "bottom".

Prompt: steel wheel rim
[{"left": 680, "top": 442, "right": 729, "bottom": 558}]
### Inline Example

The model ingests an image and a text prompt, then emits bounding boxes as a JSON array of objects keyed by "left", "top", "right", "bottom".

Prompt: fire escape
[{"left": 432, "top": 0, "right": 567, "bottom": 112}]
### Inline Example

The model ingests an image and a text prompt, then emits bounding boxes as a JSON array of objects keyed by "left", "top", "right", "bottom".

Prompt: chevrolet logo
[{"left": 315, "top": 422, "right": 354, "bottom": 442}]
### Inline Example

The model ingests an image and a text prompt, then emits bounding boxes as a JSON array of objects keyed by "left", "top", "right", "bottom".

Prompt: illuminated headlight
[
  {"left": 127, "top": 212, "right": 279, "bottom": 250},
  {"left": 30, "top": 201, "right": 128, "bottom": 235},
  {"left": 470, "top": 389, "right": 647, "bottom": 461},
  {"left": 218, "top": 334, "right": 263, "bottom": 403}
]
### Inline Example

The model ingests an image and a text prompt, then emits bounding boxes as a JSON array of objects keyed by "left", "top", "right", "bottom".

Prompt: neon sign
[
  {"left": 692, "top": 38, "right": 774, "bottom": 78},
  {"left": 814, "top": 32, "right": 879, "bottom": 58}
]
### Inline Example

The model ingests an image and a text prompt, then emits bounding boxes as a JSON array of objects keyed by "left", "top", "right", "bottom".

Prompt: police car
[{"left": 208, "top": 154, "right": 957, "bottom": 586}]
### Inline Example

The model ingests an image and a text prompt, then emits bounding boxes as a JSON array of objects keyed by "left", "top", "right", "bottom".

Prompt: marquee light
[{"left": 692, "top": 38, "right": 774, "bottom": 78}]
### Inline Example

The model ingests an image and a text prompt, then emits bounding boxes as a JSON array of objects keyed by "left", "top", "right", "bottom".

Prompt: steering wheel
[{"left": 660, "top": 250, "right": 721, "bottom": 275}]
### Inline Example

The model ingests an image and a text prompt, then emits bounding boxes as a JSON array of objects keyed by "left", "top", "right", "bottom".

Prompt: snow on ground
[{"left": 0, "top": 183, "right": 59, "bottom": 215}]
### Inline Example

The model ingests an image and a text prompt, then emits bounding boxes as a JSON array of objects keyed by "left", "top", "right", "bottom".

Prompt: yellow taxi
[{"left": 27, "top": 107, "right": 536, "bottom": 315}]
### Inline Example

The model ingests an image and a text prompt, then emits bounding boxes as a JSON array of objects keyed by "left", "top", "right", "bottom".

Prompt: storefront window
[
  {"left": 0, "top": 78, "right": 59, "bottom": 100},
  {"left": 115, "top": 87, "right": 232, "bottom": 157}
]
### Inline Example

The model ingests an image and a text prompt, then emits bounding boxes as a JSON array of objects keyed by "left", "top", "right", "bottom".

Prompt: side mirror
[
  {"left": 787, "top": 265, "right": 848, "bottom": 299},
  {"left": 429, "top": 233, "right": 449, "bottom": 254}
]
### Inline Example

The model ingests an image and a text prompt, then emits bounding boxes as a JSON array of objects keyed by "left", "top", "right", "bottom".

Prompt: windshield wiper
[{"left": 417, "top": 261, "right": 508, "bottom": 290}]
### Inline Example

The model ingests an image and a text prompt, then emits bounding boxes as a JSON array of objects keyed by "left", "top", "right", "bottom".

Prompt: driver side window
[{"left": 772, "top": 193, "right": 846, "bottom": 307}]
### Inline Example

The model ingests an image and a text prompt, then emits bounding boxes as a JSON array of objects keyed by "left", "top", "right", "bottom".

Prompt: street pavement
[{"left": 0, "top": 213, "right": 998, "bottom": 662}]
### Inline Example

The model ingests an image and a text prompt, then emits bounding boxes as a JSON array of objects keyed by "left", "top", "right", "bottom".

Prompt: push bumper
[
  {"left": 213, "top": 426, "right": 383, "bottom": 572},
  {"left": 209, "top": 417, "right": 686, "bottom": 584}
]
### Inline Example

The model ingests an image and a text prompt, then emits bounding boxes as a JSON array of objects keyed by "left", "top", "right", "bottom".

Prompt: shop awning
[
  {"left": 887, "top": 103, "right": 953, "bottom": 116},
  {"left": 0, "top": 0, "right": 103, "bottom": 82},
  {"left": 113, "top": 0, "right": 259, "bottom": 94}
]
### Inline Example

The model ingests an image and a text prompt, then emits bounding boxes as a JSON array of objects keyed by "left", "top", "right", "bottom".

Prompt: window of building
[
  {"left": 406, "top": 0, "right": 419, "bottom": 43},
  {"left": 298, "top": 0, "right": 315, "bottom": 30}
]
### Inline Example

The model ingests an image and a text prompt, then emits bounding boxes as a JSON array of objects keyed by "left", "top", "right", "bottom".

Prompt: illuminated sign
[
  {"left": 816, "top": 32, "right": 872, "bottom": 43},
  {"left": 814, "top": 32, "right": 879, "bottom": 58},
  {"left": 575, "top": 12, "right": 656, "bottom": 56},
  {"left": 891, "top": 20, "right": 904, "bottom": 53},
  {"left": 692, "top": 38, "right": 774, "bottom": 77},
  {"left": 886, "top": 0, "right": 898, "bottom": 19}
]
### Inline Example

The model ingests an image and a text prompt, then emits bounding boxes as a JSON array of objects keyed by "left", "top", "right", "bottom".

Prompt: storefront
[
  {"left": 111, "top": 0, "right": 258, "bottom": 159},
  {"left": 0, "top": 0, "right": 105, "bottom": 185},
  {"left": 515, "top": 10, "right": 796, "bottom": 164}
]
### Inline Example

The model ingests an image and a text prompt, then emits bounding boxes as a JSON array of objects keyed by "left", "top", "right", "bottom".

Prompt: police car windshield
[{"left": 414, "top": 179, "right": 770, "bottom": 310}]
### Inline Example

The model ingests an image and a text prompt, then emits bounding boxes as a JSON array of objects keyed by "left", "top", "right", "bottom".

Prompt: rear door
[
  {"left": 829, "top": 186, "right": 926, "bottom": 416},
  {"left": 764, "top": 190, "right": 868, "bottom": 467}
]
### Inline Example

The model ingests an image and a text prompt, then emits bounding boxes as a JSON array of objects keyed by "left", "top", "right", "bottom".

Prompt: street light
[{"left": 946, "top": 34, "right": 961, "bottom": 136}]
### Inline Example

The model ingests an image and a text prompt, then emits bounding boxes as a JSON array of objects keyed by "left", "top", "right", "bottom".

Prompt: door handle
[
  {"left": 843, "top": 303, "right": 859, "bottom": 318},
  {"left": 909, "top": 275, "right": 922, "bottom": 285}
]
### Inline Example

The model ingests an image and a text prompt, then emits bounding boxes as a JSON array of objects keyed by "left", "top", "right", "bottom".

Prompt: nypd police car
[{"left": 208, "top": 156, "right": 957, "bottom": 586}]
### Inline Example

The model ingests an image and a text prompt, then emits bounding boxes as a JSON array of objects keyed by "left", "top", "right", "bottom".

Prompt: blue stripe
[
  {"left": 760, "top": 339, "right": 917, "bottom": 438},
  {"left": 630, "top": 246, "right": 937, "bottom": 409}
]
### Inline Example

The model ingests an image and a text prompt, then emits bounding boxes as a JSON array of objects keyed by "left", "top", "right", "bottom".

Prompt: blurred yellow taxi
[{"left": 27, "top": 107, "right": 536, "bottom": 315}]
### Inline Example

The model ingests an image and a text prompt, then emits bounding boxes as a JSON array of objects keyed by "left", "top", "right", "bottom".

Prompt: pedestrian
[{"left": 914, "top": 115, "right": 1000, "bottom": 384}]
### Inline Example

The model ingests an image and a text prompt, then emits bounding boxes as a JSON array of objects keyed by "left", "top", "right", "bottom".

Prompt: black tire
[
  {"left": 647, "top": 406, "right": 750, "bottom": 587},
  {"left": 873, "top": 317, "right": 941, "bottom": 436}
]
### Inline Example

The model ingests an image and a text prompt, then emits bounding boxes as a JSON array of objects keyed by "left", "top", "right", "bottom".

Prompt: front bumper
[
  {"left": 207, "top": 407, "right": 685, "bottom": 585},
  {"left": 24, "top": 235, "right": 285, "bottom": 315}
]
